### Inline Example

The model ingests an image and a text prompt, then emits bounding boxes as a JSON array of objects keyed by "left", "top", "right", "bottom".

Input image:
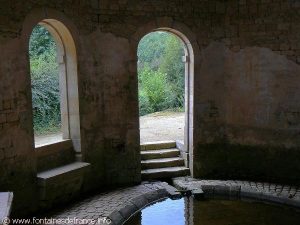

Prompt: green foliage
[
  {"left": 29, "top": 25, "right": 57, "bottom": 57},
  {"left": 138, "top": 32, "right": 185, "bottom": 115},
  {"left": 29, "top": 25, "right": 61, "bottom": 135},
  {"left": 29, "top": 28, "right": 185, "bottom": 132},
  {"left": 139, "top": 66, "right": 173, "bottom": 115},
  {"left": 138, "top": 32, "right": 170, "bottom": 70}
]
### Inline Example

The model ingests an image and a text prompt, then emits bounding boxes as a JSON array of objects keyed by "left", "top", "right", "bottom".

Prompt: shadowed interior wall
[
  {"left": 194, "top": 42, "right": 300, "bottom": 184},
  {"left": 0, "top": 0, "right": 300, "bottom": 215}
]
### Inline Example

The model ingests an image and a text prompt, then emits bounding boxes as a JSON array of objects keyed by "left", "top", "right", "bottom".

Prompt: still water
[{"left": 124, "top": 197, "right": 300, "bottom": 225}]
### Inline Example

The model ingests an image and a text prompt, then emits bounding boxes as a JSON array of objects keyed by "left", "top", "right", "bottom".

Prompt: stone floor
[
  {"left": 46, "top": 181, "right": 177, "bottom": 225},
  {"left": 28, "top": 178, "right": 300, "bottom": 225},
  {"left": 173, "top": 177, "right": 300, "bottom": 208}
]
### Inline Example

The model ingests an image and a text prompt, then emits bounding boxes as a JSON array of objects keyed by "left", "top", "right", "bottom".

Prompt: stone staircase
[{"left": 141, "top": 141, "right": 190, "bottom": 180}]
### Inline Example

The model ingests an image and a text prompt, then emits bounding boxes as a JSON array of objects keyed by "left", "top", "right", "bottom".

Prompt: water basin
[{"left": 124, "top": 197, "right": 300, "bottom": 225}]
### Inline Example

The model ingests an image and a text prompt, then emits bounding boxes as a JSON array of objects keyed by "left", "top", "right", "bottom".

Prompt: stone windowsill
[{"left": 35, "top": 139, "right": 73, "bottom": 156}]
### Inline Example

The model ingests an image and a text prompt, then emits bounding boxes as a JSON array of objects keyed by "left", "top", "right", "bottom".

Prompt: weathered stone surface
[
  {"left": 45, "top": 181, "right": 171, "bottom": 224},
  {"left": 191, "top": 189, "right": 204, "bottom": 200},
  {"left": 130, "top": 195, "right": 149, "bottom": 209},
  {"left": 173, "top": 177, "right": 300, "bottom": 208},
  {"left": 140, "top": 141, "right": 176, "bottom": 151},
  {"left": 1, "top": 0, "right": 300, "bottom": 216},
  {"left": 108, "top": 211, "right": 125, "bottom": 225},
  {"left": 37, "top": 162, "right": 90, "bottom": 209},
  {"left": 142, "top": 167, "right": 190, "bottom": 180}
]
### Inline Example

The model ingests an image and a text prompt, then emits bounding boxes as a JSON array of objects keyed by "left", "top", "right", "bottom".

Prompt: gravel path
[{"left": 140, "top": 111, "right": 184, "bottom": 143}]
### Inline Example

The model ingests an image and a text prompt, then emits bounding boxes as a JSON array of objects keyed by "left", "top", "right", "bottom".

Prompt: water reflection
[
  {"left": 125, "top": 197, "right": 300, "bottom": 225},
  {"left": 141, "top": 198, "right": 184, "bottom": 225}
]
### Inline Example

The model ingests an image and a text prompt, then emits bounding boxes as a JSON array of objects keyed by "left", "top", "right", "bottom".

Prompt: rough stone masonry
[{"left": 0, "top": 0, "right": 300, "bottom": 216}]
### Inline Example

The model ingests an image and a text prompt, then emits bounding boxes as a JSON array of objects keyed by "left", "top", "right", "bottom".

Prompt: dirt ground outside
[
  {"left": 35, "top": 111, "right": 185, "bottom": 146},
  {"left": 139, "top": 111, "right": 184, "bottom": 143}
]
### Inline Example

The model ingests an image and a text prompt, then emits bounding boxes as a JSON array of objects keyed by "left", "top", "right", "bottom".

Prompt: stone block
[
  {"left": 192, "top": 189, "right": 204, "bottom": 200},
  {"left": 0, "top": 114, "right": 5, "bottom": 124},
  {"left": 37, "top": 162, "right": 90, "bottom": 208},
  {"left": 108, "top": 211, "right": 125, "bottom": 225},
  {"left": 2, "top": 101, "right": 10, "bottom": 110},
  {"left": 201, "top": 185, "right": 215, "bottom": 197},
  {"left": 176, "top": 140, "right": 186, "bottom": 152},
  {"left": 229, "top": 185, "right": 241, "bottom": 198},
  {"left": 213, "top": 185, "right": 231, "bottom": 196},
  {"left": 155, "top": 17, "right": 174, "bottom": 28},
  {"left": 118, "top": 202, "right": 139, "bottom": 220},
  {"left": 160, "top": 182, "right": 182, "bottom": 199},
  {"left": 141, "top": 141, "right": 176, "bottom": 151},
  {"left": 156, "top": 188, "right": 169, "bottom": 199},
  {"left": 130, "top": 195, "right": 149, "bottom": 209},
  {"left": 240, "top": 187, "right": 263, "bottom": 200},
  {"left": 143, "top": 190, "right": 160, "bottom": 203},
  {"left": 6, "top": 113, "right": 18, "bottom": 122}
]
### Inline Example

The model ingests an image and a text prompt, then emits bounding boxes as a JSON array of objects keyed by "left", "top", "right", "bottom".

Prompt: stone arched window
[{"left": 29, "top": 19, "right": 81, "bottom": 152}]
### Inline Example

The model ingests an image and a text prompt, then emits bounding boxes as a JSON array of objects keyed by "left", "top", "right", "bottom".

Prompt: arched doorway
[{"left": 138, "top": 28, "right": 194, "bottom": 178}]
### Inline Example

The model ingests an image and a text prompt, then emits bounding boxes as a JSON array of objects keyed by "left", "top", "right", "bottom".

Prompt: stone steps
[
  {"left": 141, "top": 141, "right": 189, "bottom": 180},
  {"left": 140, "top": 141, "right": 176, "bottom": 151},
  {"left": 141, "top": 148, "right": 180, "bottom": 160},
  {"left": 142, "top": 166, "right": 190, "bottom": 180},
  {"left": 141, "top": 157, "right": 184, "bottom": 169}
]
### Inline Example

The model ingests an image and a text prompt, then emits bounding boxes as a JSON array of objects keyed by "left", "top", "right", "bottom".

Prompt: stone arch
[
  {"left": 130, "top": 18, "right": 200, "bottom": 175},
  {"left": 21, "top": 8, "right": 82, "bottom": 153}
]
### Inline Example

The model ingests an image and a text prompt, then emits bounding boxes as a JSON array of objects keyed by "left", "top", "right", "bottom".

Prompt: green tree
[
  {"left": 138, "top": 66, "right": 173, "bottom": 115},
  {"left": 29, "top": 25, "right": 61, "bottom": 135},
  {"left": 29, "top": 25, "right": 57, "bottom": 58},
  {"left": 138, "top": 31, "right": 185, "bottom": 115},
  {"left": 138, "top": 32, "right": 165, "bottom": 70},
  {"left": 159, "top": 34, "right": 185, "bottom": 108}
]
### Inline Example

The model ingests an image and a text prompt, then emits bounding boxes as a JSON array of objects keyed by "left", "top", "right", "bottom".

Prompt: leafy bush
[
  {"left": 30, "top": 25, "right": 61, "bottom": 135},
  {"left": 138, "top": 66, "right": 173, "bottom": 115},
  {"left": 138, "top": 32, "right": 185, "bottom": 115},
  {"left": 139, "top": 89, "right": 152, "bottom": 116},
  {"left": 29, "top": 28, "right": 185, "bottom": 132}
]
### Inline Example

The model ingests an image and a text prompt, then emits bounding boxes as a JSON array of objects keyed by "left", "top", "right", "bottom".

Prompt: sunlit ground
[{"left": 140, "top": 111, "right": 184, "bottom": 143}]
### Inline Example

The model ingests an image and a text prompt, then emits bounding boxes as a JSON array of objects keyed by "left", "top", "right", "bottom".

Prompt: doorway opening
[
  {"left": 138, "top": 31, "right": 185, "bottom": 143},
  {"left": 138, "top": 29, "right": 193, "bottom": 175}
]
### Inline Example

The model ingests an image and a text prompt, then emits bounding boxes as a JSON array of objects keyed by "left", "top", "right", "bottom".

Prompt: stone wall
[
  {"left": 193, "top": 42, "right": 300, "bottom": 184},
  {"left": 0, "top": 0, "right": 300, "bottom": 215}
]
